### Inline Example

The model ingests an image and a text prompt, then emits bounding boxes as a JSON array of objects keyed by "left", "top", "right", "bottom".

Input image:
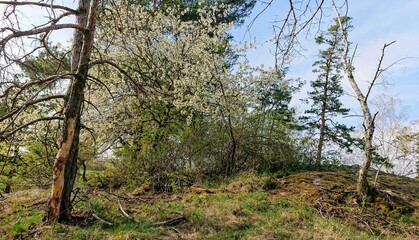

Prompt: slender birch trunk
[{"left": 331, "top": 5, "right": 392, "bottom": 197}]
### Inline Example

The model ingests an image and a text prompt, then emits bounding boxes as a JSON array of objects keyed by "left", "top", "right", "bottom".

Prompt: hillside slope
[{"left": 0, "top": 169, "right": 418, "bottom": 239}]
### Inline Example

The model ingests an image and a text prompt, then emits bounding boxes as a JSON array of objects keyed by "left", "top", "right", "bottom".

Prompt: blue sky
[
  {"left": 3, "top": 1, "right": 418, "bottom": 124},
  {"left": 231, "top": 0, "right": 419, "bottom": 125}
]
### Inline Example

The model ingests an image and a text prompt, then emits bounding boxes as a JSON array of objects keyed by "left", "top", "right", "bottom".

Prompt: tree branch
[
  {"left": 89, "top": 59, "right": 146, "bottom": 94},
  {"left": 0, "top": 116, "right": 64, "bottom": 140},
  {"left": 0, "top": 1, "right": 77, "bottom": 13},
  {"left": 1, "top": 24, "right": 86, "bottom": 53},
  {"left": 365, "top": 41, "right": 396, "bottom": 102},
  {"left": 0, "top": 94, "right": 65, "bottom": 123}
]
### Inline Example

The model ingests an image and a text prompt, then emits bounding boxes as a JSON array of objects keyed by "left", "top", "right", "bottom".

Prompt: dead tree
[
  {"left": 331, "top": 1, "right": 396, "bottom": 197},
  {"left": 0, "top": 0, "right": 100, "bottom": 222}
]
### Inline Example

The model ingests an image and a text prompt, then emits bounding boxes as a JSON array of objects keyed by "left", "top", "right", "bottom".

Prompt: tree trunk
[
  {"left": 315, "top": 37, "right": 337, "bottom": 166},
  {"left": 332, "top": 3, "right": 393, "bottom": 199},
  {"left": 341, "top": 63, "right": 375, "bottom": 197},
  {"left": 332, "top": 14, "right": 375, "bottom": 198},
  {"left": 47, "top": 0, "right": 99, "bottom": 222},
  {"left": 316, "top": 69, "right": 330, "bottom": 166},
  {"left": 356, "top": 122, "right": 375, "bottom": 196},
  {"left": 226, "top": 115, "right": 237, "bottom": 175}
]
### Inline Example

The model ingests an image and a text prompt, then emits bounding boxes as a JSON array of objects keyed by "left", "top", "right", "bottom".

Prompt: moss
[{"left": 1, "top": 171, "right": 418, "bottom": 239}]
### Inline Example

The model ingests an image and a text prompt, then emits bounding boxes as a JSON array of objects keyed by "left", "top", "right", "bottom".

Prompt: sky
[
  {"left": 231, "top": 0, "right": 419, "bottom": 126},
  {"left": 2, "top": 0, "right": 418, "bottom": 125},
  {"left": 1, "top": 1, "right": 417, "bottom": 174}
]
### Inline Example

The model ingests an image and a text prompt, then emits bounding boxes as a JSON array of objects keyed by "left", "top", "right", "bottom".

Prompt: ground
[{"left": 0, "top": 168, "right": 418, "bottom": 239}]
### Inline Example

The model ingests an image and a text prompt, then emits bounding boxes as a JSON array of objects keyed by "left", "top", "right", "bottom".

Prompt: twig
[
  {"left": 153, "top": 216, "right": 186, "bottom": 226},
  {"left": 315, "top": 200, "right": 325, "bottom": 217},
  {"left": 21, "top": 225, "right": 52, "bottom": 240},
  {"left": 352, "top": 213, "right": 375, "bottom": 235},
  {"left": 91, "top": 212, "right": 112, "bottom": 226}
]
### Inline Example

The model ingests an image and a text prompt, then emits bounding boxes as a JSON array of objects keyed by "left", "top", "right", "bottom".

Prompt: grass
[{"left": 0, "top": 169, "right": 418, "bottom": 239}]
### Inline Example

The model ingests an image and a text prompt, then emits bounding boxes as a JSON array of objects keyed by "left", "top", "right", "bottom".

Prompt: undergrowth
[{"left": 0, "top": 169, "right": 417, "bottom": 239}]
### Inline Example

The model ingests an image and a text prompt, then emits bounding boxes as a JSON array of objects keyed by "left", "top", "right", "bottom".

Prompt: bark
[
  {"left": 316, "top": 57, "right": 332, "bottom": 165},
  {"left": 316, "top": 97, "right": 326, "bottom": 165},
  {"left": 340, "top": 54, "right": 375, "bottom": 197},
  {"left": 331, "top": 8, "right": 388, "bottom": 197},
  {"left": 47, "top": 0, "right": 100, "bottom": 222},
  {"left": 314, "top": 32, "right": 340, "bottom": 166},
  {"left": 226, "top": 114, "right": 237, "bottom": 175},
  {"left": 357, "top": 119, "right": 375, "bottom": 196}
]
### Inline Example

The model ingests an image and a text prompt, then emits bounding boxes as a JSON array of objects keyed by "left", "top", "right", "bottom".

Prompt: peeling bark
[
  {"left": 47, "top": 0, "right": 100, "bottom": 222},
  {"left": 49, "top": 117, "right": 77, "bottom": 218}
]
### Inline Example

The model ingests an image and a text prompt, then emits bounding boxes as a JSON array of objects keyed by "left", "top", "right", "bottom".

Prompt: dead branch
[
  {"left": 89, "top": 59, "right": 146, "bottom": 95},
  {"left": 81, "top": 189, "right": 113, "bottom": 226},
  {"left": 0, "top": 74, "right": 73, "bottom": 100},
  {"left": 0, "top": 95, "right": 65, "bottom": 123},
  {"left": 244, "top": 0, "right": 327, "bottom": 68},
  {"left": 245, "top": 0, "right": 274, "bottom": 35},
  {"left": 274, "top": 0, "right": 326, "bottom": 68},
  {"left": 0, "top": 116, "right": 64, "bottom": 140},
  {"left": 1, "top": 24, "right": 86, "bottom": 53},
  {"left": 0, "top": 1, "right": 77, "bottom": 13},
  {"left": 153, "top": 214, "right": 186, "bottom": 226},
  {"left": 117, "top": 198, "right": 131, "bottom": 218},
  {"left": 117, "top": 198, "right": 140, "bottom": 222},
  {"left": 365, "top": 41, "right": 396, "bottom": 102}
]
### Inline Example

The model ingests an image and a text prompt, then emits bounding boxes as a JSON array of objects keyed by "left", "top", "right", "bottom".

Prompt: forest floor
[{"left": 1, "top": 168, "right": 418, "bottom": 239}]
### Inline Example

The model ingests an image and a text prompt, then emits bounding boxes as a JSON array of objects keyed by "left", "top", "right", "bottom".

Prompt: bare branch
[
  {"left": 80, "top": 189, "right": 113, "bottom": 226},
  {"left": 117, "top": 198, "right": 140, "bottom": 222},
  {"left": 0, "top": 73, "right": 73, "bottom": 100},
  {"left": 86, "top": 74, "right": 115, "bottom": 101},
  {"left": 0, "top": 116, "right": 64, "bottom": 140},
  {"left": 0, "top": 1, "right": 77, "bottom": 13},
  {"left": 245, "top": 0, "right": 274, "bottom": 37},
  {"left": 1, "top": 24, "right": 86, "bottom": 54},
  {"left": 0, "top": 94, "right": 65, "bottom": 123},
  {"left": 153, "top": 214, "right": 186, "bottom": 226},
  {"left": 294, "top": 0, "right": 325, "bottom": 36},
  {"left": 365, "top": 41, "right": 396, "bottom": 102},
  {"left": 83, "top": 97, "right": 102, "bottom": 116}
]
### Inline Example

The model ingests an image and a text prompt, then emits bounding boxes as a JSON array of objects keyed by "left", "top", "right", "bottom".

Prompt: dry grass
[{"left": 0, "top": 169, "right": 418, "bottom": 239}]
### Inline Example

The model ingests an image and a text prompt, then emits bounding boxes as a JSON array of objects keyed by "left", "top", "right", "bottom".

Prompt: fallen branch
[
  {"left": 153, "top": 212, "right": 186, "bottom": 226},
  {"left": 21, "top": 225, "right": 52, "bottom": 240},
  {"left": 81, "top": 189, "right": 112, "bottom": 226},
  {"left": 153, "top": 216, "right": 186, "bottom": 226},
  {"left": 118, "top": 198, "right": 139, "bottom": 223}
]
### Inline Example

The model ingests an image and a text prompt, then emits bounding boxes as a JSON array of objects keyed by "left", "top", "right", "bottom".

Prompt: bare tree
[
  {"left": 0, "top": 0, "right": 100, "bottom": 221},
  {"left": 245, "top": 0, "right": 327, "bottom": 70},
  {"left": 331, "top": 1, "right": 396, "bottom": 197}
]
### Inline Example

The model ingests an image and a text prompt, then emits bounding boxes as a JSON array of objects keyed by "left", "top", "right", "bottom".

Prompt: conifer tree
[{"left": 303, "top": 23, "right": 353, "bottom": 165}]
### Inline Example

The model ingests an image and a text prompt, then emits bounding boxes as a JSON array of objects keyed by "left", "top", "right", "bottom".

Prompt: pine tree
[{"left": 303, "top": 23, "right": 354, "bottom": 165}]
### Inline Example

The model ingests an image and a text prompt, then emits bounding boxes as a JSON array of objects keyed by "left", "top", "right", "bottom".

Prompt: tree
[
  {"left": 91, "top": 1, "right": 257, "bottom": 179},
  {"left": 0, "top": 0, "right": 100, "bottom": 221},
  {"left": 331, "top": 3, "right": 396, "bottom": 197},
  {"left": 269, "top": 0, "right": 326, "bottom": 69},
  {"left": 392, "top": 124, "right": 419, "bottom": 178},
  {"left": 1, "top": 0, "right": 258, "bottom": 216},
  {"left": 302, "top": 25, "right": 353, "bottom": 165}
]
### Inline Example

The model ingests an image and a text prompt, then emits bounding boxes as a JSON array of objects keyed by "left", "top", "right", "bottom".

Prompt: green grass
[{"left": 1, "top": 170, "right": 418, "bottom": 239}]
